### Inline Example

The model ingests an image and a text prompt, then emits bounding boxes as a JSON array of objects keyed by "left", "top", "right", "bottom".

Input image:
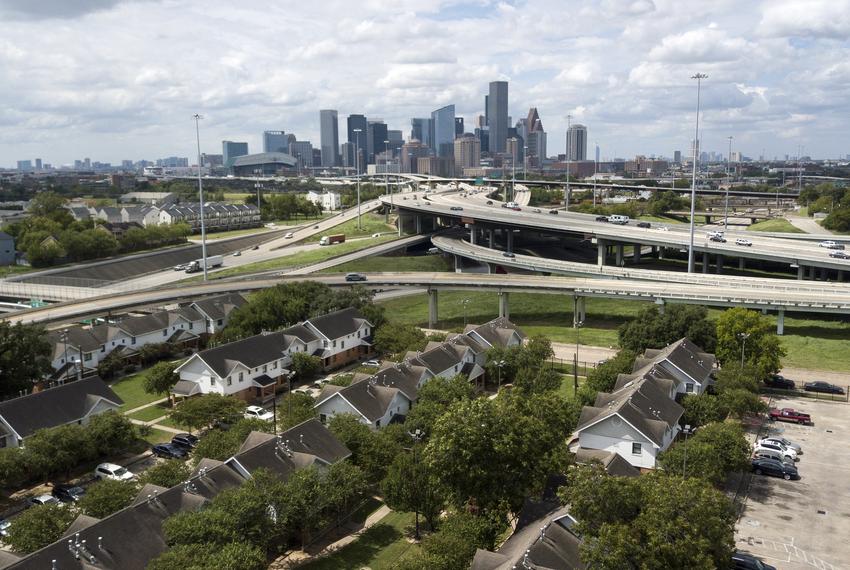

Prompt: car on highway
[
  {"left": 511, "top": 206, "right": 522, "bottom": 211},
  {"left": 95, "top": 463, "right": 134, "bottom": 482},
  {"left": 751, "top": 457, "right": 799, "bottom": 480},
  {"left": 52, "top": 484, "right": 85, "bottom": 503},
  {"left": 502, "top": 251, "right": 515, "bottom": 258},
  {"left": 804, "top": 381, "right": 845, "bottom": 394},
  {"left": 653, "top": 225, "right": 669, "bottom": 231},
  {"left": 450, "top": 206, "right": 464, "bottom": 211},
  {"left": 232, "top": 250, "right": 241, "bottom": 257},
  {"left": 252, "top": 245, "right": 259, "bottom": 250},
  {"left": 532, "top": 208, "right": 541, "bottom": 213},
  {"left": 760, "top": 436, "right": 802, "bottom": 455},
  {"left": 549, "top": 209, "right": 559, "bottom": 215},
  {"left": 486, "top": 200, "right": 493, "bottom": 205},
  {"left": 173, "top": 264, "right": 188, "bottom": 271},
  {"left": 345, "top": 272, "right": 367, "bottom": 282},
  {"left": 595, "top": 215, "right": 609, "bottom": 222},
  {"left": 709, "top": 234, "right": 727, "bottom": 243},
  {"left": 829, "top": 250, "right": 850, "bottom": 259},
  {"left": 152, "top": 443, "right": 188, "bottom": 460},
  {"left": 171, "top": 433, "right": 199, "bottom": 449},
  {"left": 284, "top": 232, "right": 294, "bottom": 239},
  {"left": 753, "top": 440, "right": 797, "bottom": 462},
  {"left": 769, "top": 408, "right": 812, "bottom": 425},
  {"left": 732, "top": 551, "right": 777, "bottom": 570},
  {"left": 244, "top": 405, "right": 274, "bottom": 422},
  {"left": 313, "top": 225, "right": 320, "bottom": 229},
  {"left": 636, "top": 221, "right": 651, "bottom": 228},
  {"left": 28, "top": 494, "right": 60, "bottom": 507},
  {"left": 819, "top": 240, "right": 844, "bottom": 249},
  {"left": 764, "top": 374, "right": 795, "bottom": 390},
  {"left": 735, "top": 238, "right": 753, "bottom": 247}
]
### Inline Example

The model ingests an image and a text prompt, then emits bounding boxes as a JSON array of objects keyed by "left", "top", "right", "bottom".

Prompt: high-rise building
[
  {"left": 431, "top": 104, "right": 456, "bottom": 158},
  {"left": 506, "top": 138, "right": 521, "bottom": 168},
  {"left": 289, "top": 141, "right": 313, "bottom": 170},
  {"left": 455, "top": 117, "right": 464, "bottom": 137},
  {"left": 400, "top": 140, "right": 431, "bottom": 173},
  {"left": 567, "top": 124, "right": 587, "bottom": 161},
  {"left": 673, "top": 150, "right": 682, "bottom": 163},
  {"left": 454, "top": 134, "right": 481, "bottom": 175},
  {"left": 340, "top": 142, "right": 354, "bottom": 168},
  {"left": 35, "top": 158, "right": 42, "bottom": 170},
  {"left": 319, "top": 110, "right": 340, "bottom": 167},
  {"left": 410, "top": 118, "right": 431, "bottom": 148},
  {"left": 367, "top": 120, "right": 388, "bottom": 164},
  {"left": 387, "top": 130, "right": 404, "bottom": 158},
  {"left": 475, "top": 128, "right": 489, "bottom": 154},
  {"left": 223, "top": 141, "right": 249, "bottom": 168},
  {"left": 595, "top": 145, "right": 600, "bottom": 164},
  {"left": 263, "top": 131, "right": 288, "bottom": 153},
  {"left": 525, "top": 108, "right": 547, "bottom": 165},
  {"left": 347, "top": 114, "right": 368, "bottom": 172},
  {"left": 487, "top": 81, "right": 508, "bottom": 153},
  {"left": 16, "top": 160, "right": 32, "bottom": 172},
  {"left": 484, "top": 95, "right": 490, "bottom": 126}
]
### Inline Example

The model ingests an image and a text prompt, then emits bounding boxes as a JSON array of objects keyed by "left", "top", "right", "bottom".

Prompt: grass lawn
[
  {"left": 223, "top": 192, "right": 251, "bottom": 201},
  {"left": 271, "top": 212, "right": 336, "bottom": 226},
  {"left": 110, "top": 372, "right": 164, "bottom": 412},
  {"left": 319, "top": 254, "right": 453, "bottom": 274},
  {"left": 636, "top": 214, "right": 687, "bottom": 224},
  {"left": 141, "top": 428, "right": 176, "bottom": 445},
  {"left": 128, "top": 404, "right": 171, "bottom": 422},
  {"left": 203, "top": 235, "right": 397, "bottom": 279},
  {"left": 301, "top": 511, "right": 420, "bottom": 570},
  {"left": 747, "top": 219, "right": 805, "bottom": 233},
  {"left": 379, "top": 292, "right": 850, "bottom": 372},
  {"left": 303, "top": 213, "right": 396, "bottom": 243},
  {"left": 556, "top": 373, "right": 586, "bottom": 400}
]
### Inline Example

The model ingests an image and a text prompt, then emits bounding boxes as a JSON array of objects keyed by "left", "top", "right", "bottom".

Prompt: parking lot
[{"left": 736, "top": 395, "right": 850, "bottom": 570}]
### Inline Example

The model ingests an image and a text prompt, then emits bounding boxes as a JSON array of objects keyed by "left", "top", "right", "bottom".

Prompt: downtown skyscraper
[
  {"left": 487, "top": 81, "right": 509, "bottom": 153},
  {"left": 431, "top": 104, "right": 456, "bottom": 158},
  {"left": 319, "top": 110, "right": 340, "bottom": 167},
  {"left": 567, "top": 124, "right": 587, "bottom": 161}
]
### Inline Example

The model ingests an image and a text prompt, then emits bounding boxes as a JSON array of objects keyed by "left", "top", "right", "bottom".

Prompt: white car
[
  {"left": 533, "top": 208, "right": 542, "bottom": 213},
  {"left": 819, "top": 240, "right": 843, "bottom": 249},
  {"left": 363, "top": 359, "right": 381, "bottom": 367},
  {"left": 735, "top": 238, "right": 753, "bottom": 247},
  {"left": 28, "top": 494, "right": 59, "bottom": 506},
  {"left": 754, "top": 441, "right": 797, "bottom": 462},
  {"left": 245, "top": 405, "right": 274, "bottom": 421},
  {"left": 95, "top": 462, "right": 135, "bottom": 481},
  {"left": 284, "top": 232, "right": 294, "bottom": 239},
  {"left": 760, "top": 436, "right": 802, "bottom": 454},
  {"left": 653, "top": 225, "right": 669, "bottom": 232},
  {"left": 372, "top": 233, "right": 382, "bottom": 238}
]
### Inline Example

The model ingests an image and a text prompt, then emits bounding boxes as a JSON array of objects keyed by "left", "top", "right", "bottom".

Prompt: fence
[{"left": 761, "top": 385, "right": 849, "bottom": 403}]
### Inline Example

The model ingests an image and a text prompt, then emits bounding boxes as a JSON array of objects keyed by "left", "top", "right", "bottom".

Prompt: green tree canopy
[
  {"left": 0, "top": 322, "right": 52, "bottom": 399},
  {"left": 328, "top": 414, "right": 402, "bottom": 482},
  {"left": 138, "top": 460, "right": 192, "bottom": 488},
  {"left": 142, "top": 362, "right": 179, "bottom": 397},
  {"left": 657, "top": 422, "right": 751, "bottom": 485},
  {"left": 716, "top": 307, "right": 786, "bottom": 379},
  {"left": 191, "top": 418, "right": 274, "bottom": 463},
  {"left": 404, "top": 374, "right": 475, "bottom": 435},
  {"left": 580, "top": 349, "right": 638, "bottom": 403},
  {"left": 618, "top": 304, "right": 716, "bottom": 354},
  {"left": 373, "top": 322, "right": 427, "bottom": 357},
  {"left": 289, "top": 352, "right": 321, "bottom": 382},
  {"left": 147, "top": 542, "right": 267, "bottom": 570},
  {"left": 78, "top": 478, "right": 140, "bottom": 518},
  {"left": 5, "top": 503, "right": 76, "bottom": 554},
  {"left": 170, "top": 394, "right": 245, "bottom": 433},
  {"left": 277, "top": 392, "right": 317, "bottom": 431}
]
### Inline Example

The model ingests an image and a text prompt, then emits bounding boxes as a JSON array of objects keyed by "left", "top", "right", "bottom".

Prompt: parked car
[
  {"left": 594, "top": 215, "right": 609, "bottom": 222},
  {"left": 753, "top": 440, "right": 797, "bottom": 462},
  {"left": 28, "top": 494, "right": 59, "bottom": 507},
  {"left": 732, "top": 551, "right": 777, "bottom": 570},
  {"left": 735, "top": 238, "right": 753, "bottom": 247},
  {"left": 52, "top": 484, "right": 85, "bottom": 503},
  {"left": 363, "top": 359, "right": 381, "bottom": 367},
  {"left": 829, "top": 250, "right": 850, "bottom": 259},
  {"left": 764, "top": 374, "right": 795, "bottom": 390},
  {"left": 152, "top": 443, "right": 188, "bottom": 460},
  {"left": 244, "top": 405, "right": 274, "bottom": 422},
  {"left": 804, "top": 381, "right": 845, "bottom": 394},
  {"left": 751, "top": 457, "right": 799, "bottom": 480},
  {"left": 752, "top": 448, "right": 794, "bottom": 465},
  {"left": 284, "top": 232, "right": 294, "bottom": 239},
  {"left": 95, "top": 463, "right": 134, "bottom": 481},
  {"left": 171, "top": 433, "right": 199, "bottom": 449},
  {"left": 0, "top": 519, "right": 9, "bottom": 537},
  {"left": 636, "top": 221, "right": 651, "bottom": 228},
  {"left": 549, "top": 209, "right": 559, "bottom": 215},
  {"left": 450, "top": 206, "right": 464, "bottom": 211},
  {"left": 345, "top": 272, "right": 367, "bottom": 282},
  {"left": 768, "top": 408, "right": 812, "bottom": 425},
  {"left": 760, "top": 436, "right": 802, "bottom": 455}
]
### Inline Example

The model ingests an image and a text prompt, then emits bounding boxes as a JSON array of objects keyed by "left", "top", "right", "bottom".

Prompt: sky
[{"left": 1, "top": 0, "right": 849, "bottom": 167}]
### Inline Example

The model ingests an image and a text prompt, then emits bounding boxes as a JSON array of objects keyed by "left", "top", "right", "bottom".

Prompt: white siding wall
[
  {"left": 315, "top": 395, "right": 369, "bottom": 425},
  {"left": 579, "top": 417, "right": 658, "bottom": 470},
  {"left": 177, "top": 357, "right": 219, "bottom": 395}
]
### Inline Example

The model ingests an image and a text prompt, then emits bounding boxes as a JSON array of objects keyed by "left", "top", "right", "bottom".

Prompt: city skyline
[{"left": 1, "top": 0, "right": 849, "bottom": 166}]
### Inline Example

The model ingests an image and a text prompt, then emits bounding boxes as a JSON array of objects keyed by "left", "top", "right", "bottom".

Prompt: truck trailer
[
  {"left": 319, "top": 234, "right": 345, "bottom": 246},
  {"left": 185, "top": 255, "right": 224, "bottom": 273}
]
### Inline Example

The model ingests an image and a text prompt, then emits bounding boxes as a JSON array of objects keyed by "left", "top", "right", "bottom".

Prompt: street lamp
[
  {"left": 564, "top": 114, "right": 572, "bottom": 211},
  {"left": 738, "top": 332, "right": 751, "bottom": 367},
  {"left": 687, "top": 73, "right": 707, "bottom": 274},
  {"left": 682, "top": 424, "right": 695, "bottom": 477},
  {"left": 408, "top": 429, "right": 425, "bottom": 541},
  {"left": 193, "top": 114, "right": 209, "bottom": 281},
  {"left": 592, "top": 142, "right": 598, "bottom": 207},
  {"left": 354, "top": 128, "right": 362, "bottom": 230},
  {"left": 574, "top": 320, "right": 583, "bottom": 395},
  {"left": 460, "top": 298, "right": 470, "bottom": 328},
  {"left": 60, "top": 328, "right": 69, "bottom": 382},
  {"left": 384, "top": 139, "right": 391, "bottom": 209},
  {"left": 254, "top": 181, "right": 263, "bottom": 216},
  {"left": 724, "top": 136, "right": 733, "bottom": 229},
  {"left": 523, "top": 145, "right": 528, "bottom": 180},
  {"left": 496, "top": 360, "right": 506, "bottom": 391}
]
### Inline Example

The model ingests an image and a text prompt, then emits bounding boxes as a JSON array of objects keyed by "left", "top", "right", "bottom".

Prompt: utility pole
[
  {"left": 687, "top": 74, "right": 707, "bottom": 273},
  {"left": 564, "top": 114, "right": 572, "bottom": 211},
  {"left": 724, "top": 136, "right": 733, "bottom": 229},
  {"left": 193, "top": 114, "right": 209, "bottom": 281},
  {"left": 354, "top": 128, "right": 362, "bottom": 230}
]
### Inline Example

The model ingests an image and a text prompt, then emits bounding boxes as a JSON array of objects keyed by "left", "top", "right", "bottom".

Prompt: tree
[
  {"left": 138, "top": 460, "right": 192, "bottom": 488},
  {"left": 823, "top": 207, "right": 850, "bottom": 232},
  {"left": 85, "top": 411, "right": 137, "bottom": 456},
  {"left": 404, "top": 374, "right": 475, "bottom": 435},
  {"left": 395, "top": 511, "right": 503, "bottom": 570},
  {"left": 0, "top": 322, "right": 52, "bottom": 399},
  {"left": 716, "top": 307, "right": 786, "bottom": 379},
  {"left": 143, "top": 361, "right": 179, "bottom": 395},
  {"left": 0, "top": 448, "right": 26, "bottom": 488},
  {"left": 381, "top": 447, "right": 444, "bottom": 531},
  {"left": 5, "top": 503, "right": 77, "bottom": 554},
  {"left": 170, "top": 394, "right": 245, "bottom": 433},
  {"left": 27, "top": 191, "right": 67, "bottom": 220},
  {"left": 328, "top": 414, "right": 402, "bottom": 482},
  {"left": 559, "top": 466, "right": 736, "bottom": 569},
  {"left": 512, "top": 336, "right": 561, "bottom": 394},
  {"left": 290, "top": 352, "right": 321, "bottom": 382},
  {"left": 277, "top": 392, "right": 317, "bottom": 431},
  {"left": 618, "top": 304, "right": 716, "bottom": 354},
  {"left": 78, "top": 478, "right": 140, "bottom": 518},
  {"left": 582, "top": 349, "right": 638, "bottom": 402},
  {"left": 21, "top": 424, "right": 95, "bottom": 481},
  {"left": 148, "top": 543, "right": 267, "bottom": 570},
  {"left": 191, "top": 418, "right": 274, "bottom": 463},
  {"left": 373, "top": 322, "right": 427, "bottom": 357},
  {"left": 657, "top": 422, "right": 751, "bottom": 486},
  {"left": 680, "top": 393, "right": 724, "bottom": 428}
]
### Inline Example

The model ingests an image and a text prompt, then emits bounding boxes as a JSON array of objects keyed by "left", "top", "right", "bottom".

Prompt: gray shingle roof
[
  {"left": 574, "top": 448, "right": 640, "bottom": 477},
  {"left": 189, "top": 293, "right": 246, "bottom": 322},
  {"left": 47, "top": 327, "right": 103, "bottom": 358},
  {"left": 190, "top": 330, "right": 294, "bottom": 378},
  {"left": 305, "top": 307, "right": 370, "bottom": 340},
  {"left": 0, "top": 376, "right": 123, "bottom": 439},
  {"left": 465, "top": 317, "right": 526, "bottom": 348},
  {"left": 641, "top": 338, "right": 716, "bottom": 385}
]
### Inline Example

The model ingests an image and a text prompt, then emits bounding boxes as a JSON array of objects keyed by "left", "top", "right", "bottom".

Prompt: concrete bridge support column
[
  {"left": 777, "top": 309, "right": 784, "bottom": 335},
  {"left": 702, "top": 252, "right": 710, "bottom": 274},
  {"left": 658, "top": 247, "right": 664, "bottom": 260},
  {"left": 839, "top": 270, "right": 844, "bottom": 282},
  {"left": 428, "top": 289, "right": 439, "bottom": 328},
  {"left": 716, "top": 255, "right": 724, "bottom": 274},
  {"left": 488, "top": 229, "right": 494, "bottom": 249},
  {"left": 615, "top": 244, "right": 624, "bottom": 267},
  {"left": 469, "top": 226, "right": 476, "bottom": 245},
  {"left": 498, "top": 292, "right": 510, "bottom": 320},
  {"left": 415, "top": 215, "right": 422, "bottom": 234},
  {"left": 738, "top": 257, "right": 745, "bottom": 271},
  {"left": 810, "top": 265, "right": 817, "bottom": 280},
  {"left": 797, "top": 265, "right": 805, "bottom": 280},
  {"left": 597, "top": 239, "right": 608, "bottom": 268},
  {"left": 506, "top": 231, "right": 514, "bottom": 254},
  {"left": 655, "top": 298, "right": 666, "bottom": 314},
  {"left": 633, "top": 245, "right": 641, "bottom": 264},
  {"left": 651, "top": 245, "right": 658, "bottom": 257}
]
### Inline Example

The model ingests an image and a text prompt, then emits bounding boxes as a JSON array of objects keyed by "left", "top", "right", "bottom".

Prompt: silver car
[{"left": 760, "top": 436, "right": 802, "bottom": 454}]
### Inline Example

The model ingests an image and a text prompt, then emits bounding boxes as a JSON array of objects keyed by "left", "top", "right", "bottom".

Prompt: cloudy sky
[{"left": 1, "top": 0, "right": 848, "bottom": 167}]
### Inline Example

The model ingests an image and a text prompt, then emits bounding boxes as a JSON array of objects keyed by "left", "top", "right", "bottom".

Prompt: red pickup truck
[{"left": 769, "top": 408, "right": 812, "bottom": 425}]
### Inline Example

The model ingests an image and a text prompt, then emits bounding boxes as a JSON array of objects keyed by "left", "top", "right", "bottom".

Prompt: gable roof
[
  {"left": 0, "top": 376, "right": 123, "bottom": 439},
  {"left": 47, "top": 327, "right": 103, "bottom": 358},
  {"left": 465, "top": 317, "right": 526, "bottom": 348},
  {"left": 189, "top": 293, "right": 246, "bottom": 322},
  {"left": 641, "top": 338, "right": 716, "bottom": 385},
  {"left": 185, "top": 330, "right": 295, "bottom": 378},
  {"left": 574, "top": 448, "right": 641, "bottom": 478},
  {"left": 305, "top": 307, "right": 371, "bottom": 340}
]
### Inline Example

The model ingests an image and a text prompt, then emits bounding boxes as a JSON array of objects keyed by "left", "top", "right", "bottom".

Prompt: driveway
[{"left": 735, "top": 396, "right": 850, "bottom": 569}]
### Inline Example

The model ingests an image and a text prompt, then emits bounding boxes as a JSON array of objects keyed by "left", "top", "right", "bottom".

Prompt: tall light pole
[
  {"left": 193, "top": 114, "right": 209, "bottom": 281},
  {"left": 254, "top": 181, "right": 263, "bottom": 216},
  {"left": 574, "top": 320, "right": 583, "bottom": 395},
  {"left": 724, "top": 135, "right": 733, "bottom": 229},
  {"left": 496, "top": 360, "right": 505, "bottom": 391},
  {"left": 592, "top": 142, "right": 598, "bottom": 207},
  {"left": 687, "top": 73, "right": 707, "bottom": 273},
  {"left": 682, "top": 424, "right": 694, "bottom": 477},
  {"left": 511, "top": 139, "right": 516, "bottom": 203},
  {"left": 354, "top": 128, "right": 362, "bottom": 230},
  {"left": 523, "top": 145, "right": 528, "bottom": 181},
  {"left": 564, "top": 114, "right": 572, "bottom": 211},
  {"left": 738, "top": 332, "right": 750, "bottom": 367},
  {"left": 408, "top": 429, "right": 425, "bottom": 541},
  {"left": 460, "top": 298, "right": 470, "bottom": 328},
  {"left": 384, "top": 139, "right": 391, "bottom": 208}
]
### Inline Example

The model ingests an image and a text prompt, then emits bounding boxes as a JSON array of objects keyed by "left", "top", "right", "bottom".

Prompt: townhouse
[
  {"left": 302, "top": 307, "right": 374, "bottom": 370},
  {"left": 187, "top": 292, "right": 247, "bottom": 335},
  {"left": 158, "top": 202, "right": 260, "bottom": 232},
  {"left": 631, "top": 337, "right": 717, "bottom": 397}
]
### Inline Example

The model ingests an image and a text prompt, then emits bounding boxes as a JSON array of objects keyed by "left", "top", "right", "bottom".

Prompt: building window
[
  {"left": 263, "top": 364, "right": 267, "bottom": 373},
  {"left": 341, "top": 341, "right": 345, "bottom": 349},
  {"left": 217, "top": 319, "right": 223, "bottom": 326},
  {"left": 84, "top": 353, "right": 92, "bottom": 362},
  {"left": 357, "top": 331, "right": 361, "bottom": 338},
  {"left": 162, "top": 329, "right": 167, "bottom": 337},
  {"left": 239, "top": 372, "right": 244, "bottom": 382},
  {"left": 376, "top": 420, "right": 381, "bottom": 427},
  {"left": 631, "top": 442, "right": 642, "bottom": 455},
  {"left": 210, "top": 377, "right": 215, "bottom": 386},
  {"left": 131, "top": 337, "right": 136, "bottom": 345},
  {"left": 685, "top": 383, "right": 694, "bottom": 393},
  {"left": 227, "top": 377, "right": 232, "bottom": 386},
  {"left": 189, "top": 323, "right": 193, "bottom": 330},
  {"left": 101, "top": 346, "right": 105, "bottom": 352},
  {"left": 332, "top": 340, "right": 337, "bottom": 348}
]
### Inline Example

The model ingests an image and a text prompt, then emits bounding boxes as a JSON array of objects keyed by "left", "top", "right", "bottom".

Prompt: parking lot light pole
[
  {"left": 408, "top": 429, "right": 425, "bottom": 541},
  {"left": 574, "top": 320, "right": 583, "bottom": 395},
  {"left": 682, "top": 424, "right": 694, "bottom": 477},
  {"left": 193, "top": 113, "right": 209, "bottom": 281},
  {"left": 724, "top": 136, "right": 733, "bottom": 229},
  {"left": 460, "top": 298, "right": 470, "bottom": 328},
  {"left": 496, "top": 360, "right": 506, "bottom": 391},
  {"left": 687, "top": 73, "right": 707, "bottom": 274},
  {"left": 738, "top": 332, "right": 750, "bottom": 367},
  {"left": 564, "top": 114, "right": 572, "bottom": 211}
]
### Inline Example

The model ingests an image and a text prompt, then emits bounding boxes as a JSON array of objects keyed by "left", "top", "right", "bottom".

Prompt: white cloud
[{"left": 757, "top": 0, "right": 850, "bottom": 39}]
